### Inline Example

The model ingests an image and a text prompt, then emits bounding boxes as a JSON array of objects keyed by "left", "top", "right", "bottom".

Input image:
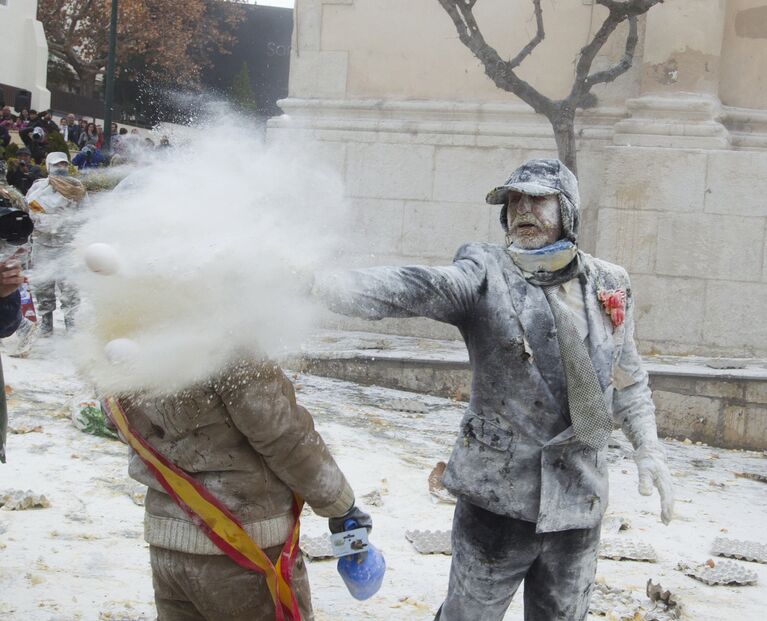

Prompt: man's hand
[
  {"left": 0, "top": 259, "right": 25, "bottom": 298},
  {"left": 328, "top": 505, "right": 373, "bottom": 534},
  {"left": 634, "top": 444, "right": 674, "bottom": 525}
]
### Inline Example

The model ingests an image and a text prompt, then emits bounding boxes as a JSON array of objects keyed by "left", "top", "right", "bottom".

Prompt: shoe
[{"left": 40, "top": 312, "right": 53, "bottom": 336}]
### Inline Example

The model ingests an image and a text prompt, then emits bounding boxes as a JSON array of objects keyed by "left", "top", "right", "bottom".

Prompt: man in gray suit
[{"left": 314, "top": 158, "right": 673, "bottom": 620}]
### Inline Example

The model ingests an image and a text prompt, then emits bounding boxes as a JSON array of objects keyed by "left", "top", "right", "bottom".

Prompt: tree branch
[
  {"left": 438, "top": 0, "right": 555, "bottom": 115},
  {"left": 597, "top": 0, "right": 663, "bottom": 16},
  {"left": 508, "top": 0, "right": 544, "bottom": 70},
  {"left": 584, "top": 16, "right": 638, "bottom": 88}
]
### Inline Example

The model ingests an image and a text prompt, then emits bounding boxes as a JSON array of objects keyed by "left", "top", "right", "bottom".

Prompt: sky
[{"left": 244, "top": 0, "right": 295, "bottom": 7}]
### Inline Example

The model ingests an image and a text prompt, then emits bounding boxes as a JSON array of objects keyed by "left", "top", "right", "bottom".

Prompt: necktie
[{"left": 544, "top": 286, "right": 613, "bottom": 450}]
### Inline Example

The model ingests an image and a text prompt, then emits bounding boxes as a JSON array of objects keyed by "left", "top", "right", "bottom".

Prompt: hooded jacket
[{"left": 122, "top": 359, "right": 355, "bottom": 553}]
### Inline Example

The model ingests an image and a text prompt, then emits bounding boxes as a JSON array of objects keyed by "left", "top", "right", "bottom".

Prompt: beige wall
[
  {"left": 0, "top": 0, "right": 51, "bottom": 111},
  {"left": 721, "top": 0, "right": 767, "bottom": 108},
  {"left": 274, "top": 0, "right": 767, "bottom": 357}
]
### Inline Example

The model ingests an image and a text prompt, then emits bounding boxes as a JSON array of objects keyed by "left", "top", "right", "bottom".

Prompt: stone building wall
[
  {"left": 269, "top": 0, "right": 767, "bottom": 358},
  {"left": 0, "top": 0, "right": 51, "bottom": 111}
]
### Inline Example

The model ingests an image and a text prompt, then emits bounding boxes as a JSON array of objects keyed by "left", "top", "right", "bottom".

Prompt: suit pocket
[{"left": 463, "top": 412, "right": 515, "bottom": 452}]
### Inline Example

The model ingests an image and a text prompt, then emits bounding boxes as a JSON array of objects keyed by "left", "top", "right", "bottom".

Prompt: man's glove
[
  {"left": 328, "top": 505, "right": 372, "bottom": 534},
  {"left": 634, "top": 444, "right": 674, "bottom": 525}
]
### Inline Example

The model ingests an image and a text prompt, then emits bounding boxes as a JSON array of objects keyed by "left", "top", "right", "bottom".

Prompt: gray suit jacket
[{"left": 316, "top": 242, "right": 658, "bottom": 532}]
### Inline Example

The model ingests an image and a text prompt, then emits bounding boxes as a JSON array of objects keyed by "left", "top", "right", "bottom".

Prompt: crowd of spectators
[{"left": 1, "top": 105, "right": 171, "bottom": 181}]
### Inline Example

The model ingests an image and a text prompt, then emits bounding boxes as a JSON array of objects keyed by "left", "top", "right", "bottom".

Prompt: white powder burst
[{"left": 70, "top": 128, "right": 349, "bottom": 396}]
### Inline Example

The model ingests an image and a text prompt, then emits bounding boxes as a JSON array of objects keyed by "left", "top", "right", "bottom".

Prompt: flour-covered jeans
[
  {"left": 435, "top": 499, "right": 601, "bottom": 621},
  {"left": 150, "top": 545, "right": 314, "bottom": 621}
]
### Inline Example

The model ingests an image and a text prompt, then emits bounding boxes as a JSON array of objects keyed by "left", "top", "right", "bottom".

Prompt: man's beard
[{"left": 509, "top": 215, "right": 558, "bottom": 250}]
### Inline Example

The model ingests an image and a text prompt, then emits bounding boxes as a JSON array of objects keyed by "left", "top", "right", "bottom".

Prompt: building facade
[
  {"left": 268, "top": 0, "right": 767, "bottom": 360},
  {"left": 0, "top": 0, "right": 51, "bottom": 111}
]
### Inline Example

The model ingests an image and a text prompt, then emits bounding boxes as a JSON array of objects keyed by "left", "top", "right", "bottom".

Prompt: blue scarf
[{"left": 507, "top": 239, "right": 581, "bottom": 286}]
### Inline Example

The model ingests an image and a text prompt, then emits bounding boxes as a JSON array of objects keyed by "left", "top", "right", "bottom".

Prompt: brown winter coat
[{"left": 122, "top": 359, "right": 355, "bottom": 554}]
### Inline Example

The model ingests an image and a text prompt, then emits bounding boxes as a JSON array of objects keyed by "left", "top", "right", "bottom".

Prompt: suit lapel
[
  {"left": 502, "top": 254, "right": 568, "bottom": 410},
  {"left": 580, "top": 259, "right": 615, "bottom": 391}
]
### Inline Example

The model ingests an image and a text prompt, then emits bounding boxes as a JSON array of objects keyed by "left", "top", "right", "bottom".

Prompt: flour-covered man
[
  {"left": 313, "top": 158, "right": 673, "bottom": 620},
  {"left": 26, "top": 152, "right": 85, "bottom": 334}
]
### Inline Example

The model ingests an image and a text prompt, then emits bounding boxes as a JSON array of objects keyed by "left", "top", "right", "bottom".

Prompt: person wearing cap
[
  {"left": 312, "top": 158, "right": 673, "bottom": 620},
  {"left": 6, "top": 147, "right": 44, "bottom": 196},
  {"left": 19, "top": 125, "right": 49, "bottom": 165},
  {"left": 25, "top": 152, "right": 86, "bottom": 335},
  {"left": 72, "top": 144, "right": 107, "bottom": 170}
]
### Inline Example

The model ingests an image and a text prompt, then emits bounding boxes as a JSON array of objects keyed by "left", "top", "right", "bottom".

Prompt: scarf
[
  {"left": 49, "top": 176, "right": 86, "bottom": 202},
  {"left": 506, "top": 239, "right": 581, "bottom": 286}
]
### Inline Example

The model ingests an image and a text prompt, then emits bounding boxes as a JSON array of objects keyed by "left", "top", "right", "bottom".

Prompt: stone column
[{"left": 613, "top": 0, "right": 729, "bottom": 148}]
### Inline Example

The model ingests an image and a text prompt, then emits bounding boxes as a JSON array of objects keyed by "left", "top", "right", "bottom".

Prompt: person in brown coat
[{"left": 120, "top": 358, "right": 369, "bottom": 621}]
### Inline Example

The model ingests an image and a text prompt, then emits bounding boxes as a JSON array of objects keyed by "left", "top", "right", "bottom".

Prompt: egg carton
[
  {"left": 711, "top": 537, "right": 767, "bottom": 564},
  {"left": 600, "top": 538, "right": 657, "bottom": 562},
  {"left": 405, "top": 529, "right": 452, "bottom": 555},
  {"left": 589, "top": 582, "right": 681, "bottom": 620},
  {"left": 299, "top": 534, "right": 335, "bottom": 561},
  {"left": 679, "top": 560, "right": 758, "bottom": 586}
]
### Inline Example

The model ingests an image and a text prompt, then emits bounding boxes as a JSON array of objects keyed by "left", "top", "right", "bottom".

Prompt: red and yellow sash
[{"left": 102, "top": 396, "right": 303, "bottom": 621}]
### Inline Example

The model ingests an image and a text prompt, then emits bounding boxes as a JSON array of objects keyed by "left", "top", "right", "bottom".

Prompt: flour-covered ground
[{"left": 1, "top": 339, "right": 766, "bottom": 620}]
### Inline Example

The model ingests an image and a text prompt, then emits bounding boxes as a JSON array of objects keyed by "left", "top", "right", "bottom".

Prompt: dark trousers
[{"left": 435, "top": 499, "right": 601, "bottom": 621}]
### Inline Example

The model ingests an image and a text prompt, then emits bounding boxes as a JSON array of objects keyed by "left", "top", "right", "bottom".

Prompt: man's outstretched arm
[{"left": 313, "top": 243, "right": 488, "bottom": 326}]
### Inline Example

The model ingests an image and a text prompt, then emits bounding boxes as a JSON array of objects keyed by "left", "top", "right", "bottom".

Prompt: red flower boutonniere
[{"left": 597, "top": 289, "right": 626, "bottom": 329}]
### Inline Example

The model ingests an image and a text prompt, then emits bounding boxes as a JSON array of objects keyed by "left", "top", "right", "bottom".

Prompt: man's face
[
  {"left": 506, "top": 192, "right": 563, "bottom": 250},
  {"left": 111, "top": 123, "right": 117, "bottom": 132},
  {"left": 49, "top": 162, "right": 68, "bottom": 176},
  {"left": 67, "top": 114, "right": 75, "bottom": 125}
]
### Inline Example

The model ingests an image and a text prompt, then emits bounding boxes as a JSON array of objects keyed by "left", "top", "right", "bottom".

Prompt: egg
[
  {"left": 84, "top": 243, "right": 120, "bottom": 275},
  {"left": 104, "top": 338, "right": 140, "bottom": 365}
]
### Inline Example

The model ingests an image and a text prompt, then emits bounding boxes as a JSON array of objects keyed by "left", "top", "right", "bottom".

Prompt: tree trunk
[
  {"left": 77, "top": 70, "right": 99, "bottom": 99},
  {"left": 552, "top": 114, "right": 578, "bottom": 176}
]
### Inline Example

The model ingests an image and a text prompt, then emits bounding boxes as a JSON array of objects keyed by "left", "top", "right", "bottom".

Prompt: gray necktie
[{"left": 544, "top": 286, "right": 613, "bottom": 450}]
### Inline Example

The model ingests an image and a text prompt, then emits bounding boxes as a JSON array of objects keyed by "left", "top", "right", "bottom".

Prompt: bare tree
[{"left": 437, "top": 0, "right": 664, "bottom": 175}]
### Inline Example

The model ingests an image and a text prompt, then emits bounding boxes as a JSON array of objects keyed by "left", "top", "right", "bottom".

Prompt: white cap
[{"left": 46, "top": 152, "right": 69, "bottom": 167}]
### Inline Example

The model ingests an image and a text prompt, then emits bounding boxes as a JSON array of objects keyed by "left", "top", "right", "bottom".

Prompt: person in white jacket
[{"left": 25, "top": 152, "right": 85, "bottom": 334}]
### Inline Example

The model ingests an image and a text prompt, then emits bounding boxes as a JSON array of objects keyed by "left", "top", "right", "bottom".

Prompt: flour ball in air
[
  {"left": 84, "top": 243, "right": 120, "bottom": 275},
  {"left": 104, "top": 338, "right": 140, "bottom": 365}
]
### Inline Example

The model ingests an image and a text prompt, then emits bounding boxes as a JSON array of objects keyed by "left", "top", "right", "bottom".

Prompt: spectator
[
  {"left": 0, "top": 123, "right": 9, "bottom": 148},
  {"left": 59, "top": 117, "right": 73, "bottom": 143},
  {"left": 95, "top": 125, "right": 105, "bottom": 150},
  {"left": 0, "top": 107, "right": 11, "bottom": 123},
  {"left": 28, "top": 110, "right": 38, "bottom": 124},
  {"left": 67, "top": 115, "right": 81, "bottom": 145},
  {"left": 30, "top": 110, "right": 59, "bottom": 135},
  {"left": 18, "top": 109, "right": 31, "bottom": 128},
  {"left": 19, "top": 126, "right": 48, "bottom": 165},
  {"left": 78, "top": 122, "right": 99, "bottom": 149},
  {"left": 6, "top": 148, "right": 43, "bottom": 196},
  {"left": 72, "top": 145, "right": 106, "bottom": 170}
]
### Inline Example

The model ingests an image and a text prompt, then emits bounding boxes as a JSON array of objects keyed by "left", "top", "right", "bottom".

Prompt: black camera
[{"left": 0, "top": 204, "right": 34, "bottom": 246}]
